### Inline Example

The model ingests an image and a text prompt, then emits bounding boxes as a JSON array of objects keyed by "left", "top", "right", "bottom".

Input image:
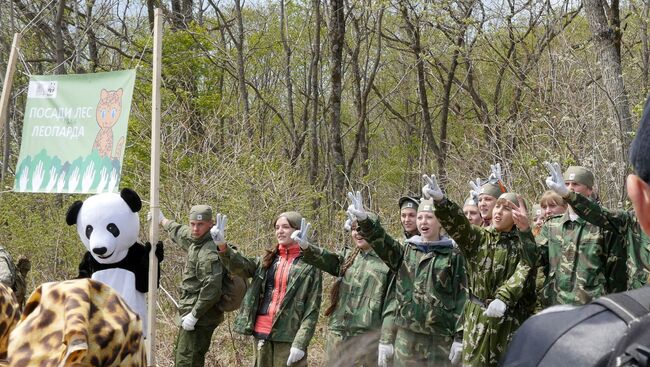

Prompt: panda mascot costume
[{"left": 66, "top": 188, "right": 163, "bottom": 333}]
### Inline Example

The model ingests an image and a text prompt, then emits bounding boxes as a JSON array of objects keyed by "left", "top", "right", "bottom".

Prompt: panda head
[{"left": 66, "top": 188, "right": 142, "bottom": 264}]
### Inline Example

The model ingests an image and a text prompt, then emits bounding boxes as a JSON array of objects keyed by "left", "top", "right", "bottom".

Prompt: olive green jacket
[
  {"left": 163, "top": 221, "right": 224, "bottom": 327},
  {"left": 302, "top": 244, "right": 395, "bottom": 342},
  {"left": 218, "top": 245, "right": 322, "bottom": 350},
  {"left": 357, "top": 216, "right": 467, "bottom": 338}
]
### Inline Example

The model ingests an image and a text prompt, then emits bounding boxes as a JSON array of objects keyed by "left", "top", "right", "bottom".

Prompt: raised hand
[
  {"left": 290, "top": 218, "right": 311, "bottom": 249},
  {"left": 32, "top": 161, "right": 45, "bottom": 191},
  {"left": 510, "top": 195, "right": 530, "bottom": 231},
  {"left": 543, "top": 161, "right": 569, "bottom": 197},
  {"left": 68, "top": 166, "right": 80, "bottom": 193},
  {"left": 422, "top": 174, "right": 444, "bottom": 201},
  {"left": 346, "top": 190, "right": 368, "bottom": 221},
  {"left": 489, "top": 162, "right": 503, "bottom": 184},
  {"left": 96, "top": 167, "right": 108, "bottom": 193},
  {"left": 18, "top": 166, "right": 29, "bottom": 192},
  {"left": 107, "top": 169, "right": 119, "bottom": 193},
  {"left": 210, "top": 213, "right": 228, "bottom": 246},
  {"left": 343, "top": 211, "right": 355, "bottom": 231},
  {"left": 45, "top": 166, "right": 58, "bottom": 192},
  {"left": 81, "top": 161, "right": 95, "bottom": 192},
  {"left": 469, "top": 177, "right": 482, "bottom": 201}
]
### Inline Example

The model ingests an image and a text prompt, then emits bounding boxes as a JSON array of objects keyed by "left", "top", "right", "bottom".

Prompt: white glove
[
  {"left": 290, "top": 218, "right": 312, "bottom": 250},
  {"left": 286, "top": 347, "right": 305, "bottom": 366},
  {"left": 346, "top": 191, "right": 368, "bottom": 221},
  {"left": 422, "top": 174, "right": 444, "bottom": 201},
  {"left": 343, "top": 211, "right": 355, "bottom": 232},
  {"left": 147, "top": 208, "right": 165, "bottom": 224},
  {"left": 544, "top": 161, "right": 569, "bottom": 197},
  {"left": 210, "top": 213, "right": 227, "bottom": 246},
  {"left": 489, "top": 163, "right": 503, "bottom": 184},
  {"left": 181, "top": 313, "right": 198, "bottom": 331},
  {"left": 468, "top": 177, "right": 481, "bottom": 203},
  {"left": 483, "top": 298, "right": 507, "bottom": 318},
  {"left": 377, "top": 343, "right": 394, "bottom": 367},
  {"left": 449, "top": 341, "right": 463, "bottom": 365}
]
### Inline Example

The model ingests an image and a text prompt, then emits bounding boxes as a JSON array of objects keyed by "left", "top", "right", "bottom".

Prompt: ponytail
[{"left": 324, "top": 247, "right": 361, "bottom": 316}]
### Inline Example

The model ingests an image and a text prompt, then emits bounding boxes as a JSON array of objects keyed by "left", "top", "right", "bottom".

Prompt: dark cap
[
  {"left": 277, "top": 211, "right": 303, "bottom": 229},
  {"left": 189, "top": 205, "right": 212, "bottom": 221},
  {"left": 399, "top": 196, "right": 420, "bottom": 210},
  {"left": 563, "top": 166, "right": 595, "bottom": 188},
  {"left": 631, "top": 95, "right": 650, "bottom": 184}
]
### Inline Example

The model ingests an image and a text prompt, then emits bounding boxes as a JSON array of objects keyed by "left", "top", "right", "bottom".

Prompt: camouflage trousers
[
  {"left": 254, "top": 338, "right": 308, "bottom": 367},
  {"left": 325, "top": 331, "right": 379, "bottom": 366},
  {"left": 174, "top": 324, "right": 216, "bottom": 367},
  {"left": 394, "top": 327, "right": 452, "bottom": 367}
]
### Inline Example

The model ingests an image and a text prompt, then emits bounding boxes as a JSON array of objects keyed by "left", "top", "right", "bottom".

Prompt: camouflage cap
[
  {"left": 563, "top": 166, "right": 594, "bottom": 188},
  {"left": 498, "top": 192, "right": 519, "bottom": 206},
  {"left": 630, "top": 94, "right": 650, "bottom": 184},
  {"left": 479, "top": 182, "right": 504, "bottom": 199},
  {"left": 278, "top": 211, "right": 303, "bottom": 229},
  {"left": 464, "top": 195, "right": 478, "bottom": 207},
  {"left": 189, "top": 205, "right": 213, "bottom": 222},
  {"left": 418, "top": 199, "right": 435, "bottom": 213},
  {"left": 399, "top": 196, "right": 420, "bottom": 210}
]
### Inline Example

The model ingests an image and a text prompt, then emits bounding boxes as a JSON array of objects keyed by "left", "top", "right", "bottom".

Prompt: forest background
[{"left": 0, "top": 0, "right": 648, "bottom": 365}]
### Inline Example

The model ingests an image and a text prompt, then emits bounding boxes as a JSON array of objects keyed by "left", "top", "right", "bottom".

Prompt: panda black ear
[
  {"left": 120, "top": 188, "right": 142, "bottom": 213},
  {"left": 66, "top": 201, "right": 83, "bottom": 225}
]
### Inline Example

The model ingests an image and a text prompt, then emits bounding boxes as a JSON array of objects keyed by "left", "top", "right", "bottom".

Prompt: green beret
[
  {"left": 189, "top": 205, "right": 213, "bottom": 221},
  {"left": 498, "top": 192, "right": 519, "bottom": 206},
  {"left": 418, "top": 199, "right": 435, "bottom": 213},
  {"left": 479, "top": 182, "right": 504, "bottom": 199},
  {"left": 563, "top": 166, "right": 594, "bottom": 188},
  {"left": 464, "top": 195, "right": 478, "bottom": 207},
  {"left": 399, "top": 196, "right": 420, "bottom": 210},
  {"left": 278, "top": 211, "right": 303, "bottom": 229}
]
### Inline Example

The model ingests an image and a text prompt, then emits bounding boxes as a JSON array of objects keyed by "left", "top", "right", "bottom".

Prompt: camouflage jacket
[
  {"left": 433, "top": 198, "right": 535, "bottom": 318},
  {"left": 163, "top": 221, "right": 224, "bottom": 327},
  {"left": 357, "top": 217, "right": 467, "bottom": 337},
  {"left": 533, "top": 203, "right": 618, "bottom": 306},
  {"left": 302, "top": 244, "right": 395, "bottom": 341},
  {"left": 568, "top": 191, "right": 649, "bottom": 290},
  {"left": 434, "top": 197, "right": 537, "bottom": 366},
  {"left": 218, "top": 245, "right": 322, "bottom": 350}
]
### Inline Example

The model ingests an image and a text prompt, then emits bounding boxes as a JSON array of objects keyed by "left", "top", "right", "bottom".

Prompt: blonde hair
[{"left": 539, "top": 190, "right": 567, "bottom": 208}]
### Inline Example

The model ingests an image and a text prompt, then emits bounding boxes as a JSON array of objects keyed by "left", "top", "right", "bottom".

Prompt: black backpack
[{"left": 501, "top": 287, "right": 650, "bottom": 367}]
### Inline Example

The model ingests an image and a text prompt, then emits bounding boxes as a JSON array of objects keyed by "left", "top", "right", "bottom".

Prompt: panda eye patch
[
  {"left": 85, "top": 225, "right": 93, "bottom": 239},
  {"left": 106, "top": 223, "right": 120, "bottom": 238}
]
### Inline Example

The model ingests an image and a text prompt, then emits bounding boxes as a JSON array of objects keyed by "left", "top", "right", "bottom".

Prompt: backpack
[
  {"left": 501, "top": 287, "right": 650, "bottom": 367},
  {"left": 216, "top": 245, "right": 248, "bottom": 312}
]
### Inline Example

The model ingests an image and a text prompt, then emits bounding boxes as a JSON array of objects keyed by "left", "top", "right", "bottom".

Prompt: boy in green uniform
[
  {"left": 535, "top": 163, "right": 627, "bottom": 306},
  {"left": 156, "top": 205, "right": 225, "bottom": 367},
  {"left": 422, "top": 175, "right": 535, "bottom": 366}
]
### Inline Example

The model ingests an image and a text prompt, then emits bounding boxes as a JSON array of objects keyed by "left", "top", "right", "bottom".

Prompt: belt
[{"left": 469, "top": 293, "right": 493, "bottom": 309}]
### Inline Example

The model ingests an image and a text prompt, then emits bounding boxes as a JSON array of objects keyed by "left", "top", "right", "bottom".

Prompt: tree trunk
[
  {"left": 54, "top": 0, "right": 66, "bottom": 74},
  {"left": 328, "top": 0, "right": 346, "bottom": 201},
  {"left": 234, "top": 0, "right": 252, "bottom": 139},
  {"left": 583, "top": 0, "right": 633, "bottom": 162},
  {"left": 86, "top": 0, "right": 98, "bottom": 72},
  {"left": 309, "top": 0, "right": 321, "bottom": 210}
]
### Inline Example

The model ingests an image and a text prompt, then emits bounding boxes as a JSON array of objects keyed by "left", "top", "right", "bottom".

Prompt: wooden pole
[
  {"left": 0, "top": 33, "right": 21, "bottom": 181},
  {"left": 147, "top": 8, "right": 162, "bottom": 366}
]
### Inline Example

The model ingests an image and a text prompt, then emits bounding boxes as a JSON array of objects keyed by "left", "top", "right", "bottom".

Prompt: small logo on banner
[{"left": 28, "top": 81, "right": 58, "bottom": 98}]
